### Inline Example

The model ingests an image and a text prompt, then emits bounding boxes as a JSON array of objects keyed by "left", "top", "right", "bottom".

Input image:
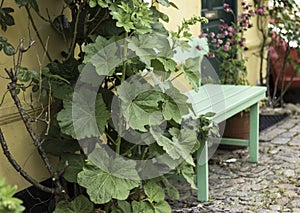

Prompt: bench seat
[{"left": 185, "top": 84, "right": 266, "bottom": 201}]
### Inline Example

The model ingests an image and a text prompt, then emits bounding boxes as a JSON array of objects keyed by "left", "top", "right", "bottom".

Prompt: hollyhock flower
[
  {"left": 210, "top": 32, "right": 215, "bottom": 38},
  {"left": 224, "top": 3, "right": 231, "bottom": 12},
  {"left": 223, "top": 44, "right": 230, "bottom": 51},
  {"left": 196, "top": 45, "right": 203, "bottom": 51},
  {"left": 199, "top": 33, "right": 208, "bottom": 38},
  {"left": 207, "top": 52, "right": 215, "bottom": 58},
  {"left": 228, "top": 26, "right": 234, "bottom": 32},
  {"left": 255, "top": 8, "right": 265, "bottom": 15}
]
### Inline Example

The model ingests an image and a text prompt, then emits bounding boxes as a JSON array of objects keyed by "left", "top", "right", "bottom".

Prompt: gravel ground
[{"left": 171, "top": 108, "right": 300, "bottom": 213}]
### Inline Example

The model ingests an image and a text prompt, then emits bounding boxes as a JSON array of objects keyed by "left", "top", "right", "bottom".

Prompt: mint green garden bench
[{"left": 185, "top": 84, "right": 266, "bottom": 201}]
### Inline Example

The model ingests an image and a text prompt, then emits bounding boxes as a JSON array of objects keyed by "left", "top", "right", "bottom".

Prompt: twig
[
  {"left": 0, "top": 129, "right": 56, "bottom": 194},
  {"left": 88, "top": 10, "right": 110, "bottom": 36},
  {"left": 3, "top": 42, "right": 69, "bottom": 200},
  {"left": 15, "top": 39, "right": 35, "bottom": 76},
  {"left": 66, "top": 3, "right": 81, "bottom": 61},
  {"left": 7, "top": 82, "right": 69, "bottom": 199},
  {"left": 25, "top": 6, "right": 52, "bottom": 62}
]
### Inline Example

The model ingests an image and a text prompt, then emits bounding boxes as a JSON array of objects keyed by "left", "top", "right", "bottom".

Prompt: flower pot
[{"left": 220, "top": 111, "right": 250, "bottom": 149}]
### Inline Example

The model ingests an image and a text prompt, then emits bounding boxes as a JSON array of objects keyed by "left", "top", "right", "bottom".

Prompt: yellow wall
[
  {"left": 243, "top": 4, "right": 268, "bottom": 85},
  {"left": 158, "top": 0, "right": 201, "bottom": 36},
  {"left": 0, "top": 1, "right": 66, "bottom": 190}
]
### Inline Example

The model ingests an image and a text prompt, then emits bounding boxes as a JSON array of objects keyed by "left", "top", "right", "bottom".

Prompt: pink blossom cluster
[{"left": 197, "top": 1, "right": 266, "bottom": 57}]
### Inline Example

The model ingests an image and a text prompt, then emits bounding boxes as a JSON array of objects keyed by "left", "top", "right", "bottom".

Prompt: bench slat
[{"left": 186, "top": 84, "right": 266, "bottom": 123}]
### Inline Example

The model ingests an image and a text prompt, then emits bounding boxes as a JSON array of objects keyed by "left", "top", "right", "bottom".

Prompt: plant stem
[
  {"left": 66, "top": 4, "right": 81, "bottom": 61},
  {"left": 116, "top": 32, "right": 129, "bottom": 154},
  {"left": 121, "top": 32, "right": 129, "bottom": 82}
]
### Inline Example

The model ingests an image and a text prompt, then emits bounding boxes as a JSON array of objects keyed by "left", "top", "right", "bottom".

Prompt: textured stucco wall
[{"left": 0, "top": 1, "right": 66, "bottom": 190}]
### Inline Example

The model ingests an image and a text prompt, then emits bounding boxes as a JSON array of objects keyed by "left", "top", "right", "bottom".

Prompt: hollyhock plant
[{"left": 200, "top": 1, "right": 265, "bottom": 85}]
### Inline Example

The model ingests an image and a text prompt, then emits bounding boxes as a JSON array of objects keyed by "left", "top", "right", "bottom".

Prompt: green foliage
[
  {"left": 57, "top": 90, "right": 110, "bottom": 139},
  {"left": 0, "top": 178, "right": 25, "bottom": 213},
  {"left": 77, "top": 148, "right": 140, "bottom": 204},
  {"left": 54, "top": 195, "right": 93, "bottom": 213},
  {"left": 0, "top": 7, "right": 15, "bottom": 31},
  {"left": 0, "top": 36, "right": 15, "bottom": 55},
  {"left": 57, "top": 153, "right": 85, "bottom": 183},
  {"left": 0, "top": 0, "right": 216, "bottom": 212}
]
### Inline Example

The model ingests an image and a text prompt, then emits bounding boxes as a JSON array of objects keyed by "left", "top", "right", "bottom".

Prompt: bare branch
[{"left": 0, "top": 129, "right": 56, "bottom": 194}]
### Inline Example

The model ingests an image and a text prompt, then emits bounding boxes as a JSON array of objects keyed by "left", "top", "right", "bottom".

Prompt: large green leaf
[
  {"left": 127, "top": 35, "right": 157, "bottom": 66},
  {"left": 77, "top": 148, "right": 140, "bottom": 204},
  {"left": 152, "top": 201, "right": 171, "bottom": 213},
  {"left": 151, "top": 128, "right": 196, "bottom": 166},
  {"left": 162, "top": 87, "right": 190, "bottom": 123},
  {"left": 132, "top": 200, "right": 171, "bottom": 213},
  {"left": 177, "top": 161, "right": 197, "bottom": 189},
  {"left": 112, "top": 200, "right": 132, "bottom": 213},
  {"left": 83, "top": 36, "right": 119, "bottom": 76},
  {"left": 144, "top": 181, "right": 165, "bottom": 202},
  {"left": 118, "top": 81, "right": 164, "bottom": 132},
  {"left": 181, "top": 58, "right": 201, "bottom": 91},
  {"left": 161, "top": 177, "right": 180, "bottom": 200},
  {"left": 53, "top": 195, "right": 93, "bottom": 213},
  {"left": 57, "top": 89, "right": 110, "bottom": 139},
  {"left": 132, "top": 201, "right": 154, "bottom": 213}
]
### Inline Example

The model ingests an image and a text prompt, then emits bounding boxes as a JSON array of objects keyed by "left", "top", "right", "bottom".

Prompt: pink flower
[
  {"left": 218, "top": 39, "right": 223, "bottom": 45},
  {"left": 210, "top": 32, "right": 215, "bottom": 38},
  {"left": 223, "top": 44, "right": 230, "bottom": 51},
  {"left": 211, "top": 39, "right": 217, "bottom": 43},
  {"left": 199, "top": 33, "right": 208, "bottom": 38},
  {"left": 196, "top": 45, "right": 203, "bottom": 51},
  {"left": 227, "top": 26, "right": 234, "bottom": 32},
  {"left": 224, "top": 3, "right": 231, "bottom": 12},
  {"left": 207, "top": 52, "right": 215, "bottom": 58},
  {"left": 255, "top": 8, "right": 265, "bottom": 15}
]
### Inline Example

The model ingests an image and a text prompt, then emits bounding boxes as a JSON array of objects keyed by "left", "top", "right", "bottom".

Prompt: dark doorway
[{"left": 201, "top": 0, "right": 237, "bottom": 74}]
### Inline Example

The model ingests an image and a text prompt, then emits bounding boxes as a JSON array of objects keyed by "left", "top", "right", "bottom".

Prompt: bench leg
[
  {"left": 249, "top": 103, "right": 259, "bottom": 163},
  {"left": 196, "top": 142, "right": 209, "bottom": 201}
]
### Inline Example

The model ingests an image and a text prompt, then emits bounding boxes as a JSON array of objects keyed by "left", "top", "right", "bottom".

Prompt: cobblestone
[{"left": 172, "top": 113, "right": 300, "bottom": 213}]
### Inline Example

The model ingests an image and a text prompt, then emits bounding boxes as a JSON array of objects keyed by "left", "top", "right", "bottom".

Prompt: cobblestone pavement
[{"left": 171, "top": 114, "right": 300, "bottom": 213}]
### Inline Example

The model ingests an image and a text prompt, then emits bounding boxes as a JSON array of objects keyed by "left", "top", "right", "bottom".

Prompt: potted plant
[
  {"left": 200, "top": 1, "right": 266, "bottom": 141},
  {"left": 0, "top": 0, "right": 218, "bottom": 212}
]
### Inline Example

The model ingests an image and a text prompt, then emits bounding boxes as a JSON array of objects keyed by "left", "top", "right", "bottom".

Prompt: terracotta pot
[
  {"left": 223, "top": 111, "right": 250, "bottom": 139},
  {"left": 219, "top": 111, "right": 250, "bottom": 149}
]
